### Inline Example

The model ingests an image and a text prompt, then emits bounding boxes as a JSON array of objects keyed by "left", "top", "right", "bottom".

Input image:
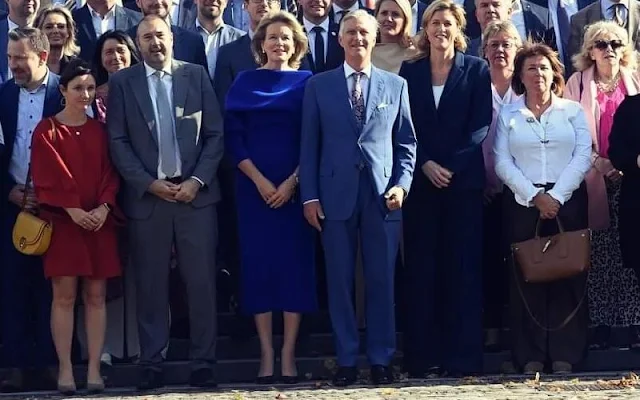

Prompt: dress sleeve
[
  {"left": 97, "top": 123, "right": 120, "bottom": 207},
  {"left": 224, "top": 109, "right": 250, "bottom": 166},
  {"left": 31, "top": 119, "right": 82, "bottom": 209}
]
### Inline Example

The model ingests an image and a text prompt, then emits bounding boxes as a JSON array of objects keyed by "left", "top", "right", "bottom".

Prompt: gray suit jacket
[
  {"left": 568, "top": 1, "right": 640, "bottom": 64},
  {"left": 107, "top": 61, "right": 224, "bottom": 219}
]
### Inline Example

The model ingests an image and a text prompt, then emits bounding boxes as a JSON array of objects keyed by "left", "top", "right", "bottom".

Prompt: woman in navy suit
[{"left": 399, "top": 0, "right": 492, "bottom": 377}]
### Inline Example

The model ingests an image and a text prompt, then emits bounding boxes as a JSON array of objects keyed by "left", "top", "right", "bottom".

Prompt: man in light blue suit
[{"left": 299, "top": 9, "right": 416, "bottom": 387}]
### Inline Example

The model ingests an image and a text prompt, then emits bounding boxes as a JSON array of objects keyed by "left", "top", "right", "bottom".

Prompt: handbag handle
[
  {"left": 534, "top": 216, "right": 565, "bottom": 238},
  {"left": 22, "top": 118, "right": 56, "bottom": 211}
]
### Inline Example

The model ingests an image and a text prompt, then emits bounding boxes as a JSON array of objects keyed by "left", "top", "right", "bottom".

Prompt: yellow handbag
[{"left": 12, "top": 118, "right": 54, "bottom": 256}]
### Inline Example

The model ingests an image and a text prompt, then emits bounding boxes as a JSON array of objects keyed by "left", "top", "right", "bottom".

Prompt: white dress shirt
[
  {"left": 510, "top": 0, "right": 528, "bottom": 41},
  {"left": 10, "top": 71, "right": 49, "bottom": 185},
  {"left": 411, "top": 1, "right": 419, "bottom": 35},
  {"left": 196, "top": 20, "right": 225, "bottom": 78},
  {"left": 6, "top": 18, "right": 18, "bottom": 81},
  {"left": 88, "top": 3, "right": 116, "bottom": 38},
  {"left": 144, "top": 62, "right": 182, "bottom": 180},
  {"left": 332, "top": 2, "right": 359, "bottom": 25},
  {"left": 303, "top": 17, "right": 330, "bottom": 63},
  {"left": 494, "top": 94, "right": 592, "bottom": 207},
  {"left": 344, "top": 61, "right": 371, "bottom": 106},
  {"left": 549, "top": 0, "right": 579, "bottom": 64}
]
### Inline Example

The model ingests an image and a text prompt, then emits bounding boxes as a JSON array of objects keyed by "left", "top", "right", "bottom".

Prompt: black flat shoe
[
  {"left": 589, "top": 325, "right": 610, "bottom": 350},
  {"left": 281, "top": 375, "right": 299, "bottom": 384},
  {"left": 332, "top": 366, "right": 357, "bottom": 387},
  {"left": 190, "top": 368, "right": 217, "bottom": 388},
  {"left": 370, "top": 365, "right": 394, "bottom": 385},
  {"left": 255, "top": 375, "right": 275, "bottom": 385}
]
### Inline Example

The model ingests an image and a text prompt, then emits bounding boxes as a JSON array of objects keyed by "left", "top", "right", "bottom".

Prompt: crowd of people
[{"left": 0, "top": 0, "right": 639, "bottom": 394}]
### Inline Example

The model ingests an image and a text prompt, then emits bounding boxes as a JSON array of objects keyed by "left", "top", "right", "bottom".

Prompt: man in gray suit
[{"left": 107, "top": 15, "right": 223, "bottom": 391}]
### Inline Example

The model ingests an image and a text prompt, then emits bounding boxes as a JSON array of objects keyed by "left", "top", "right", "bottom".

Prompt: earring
[
  {"left": 551, "top": 82, "right": 557, "bottom": 92},
  {"left": 61, "top": 97, "right": 66, "bottom": 106}
]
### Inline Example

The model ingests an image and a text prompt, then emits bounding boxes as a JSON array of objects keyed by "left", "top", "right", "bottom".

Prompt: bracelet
[{"left": 102, "top": 203, "right": 111, "bottom": 212}]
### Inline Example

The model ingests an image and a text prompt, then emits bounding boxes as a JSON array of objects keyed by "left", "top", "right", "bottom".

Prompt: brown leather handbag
[{"left": 511, "top": 217, "right": 591, "bottom": 283}]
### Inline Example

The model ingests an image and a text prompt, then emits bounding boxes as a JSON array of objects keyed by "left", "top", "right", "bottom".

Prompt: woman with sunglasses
[{"left": 565, "top": 21, "right": 640, "bottom": 351}]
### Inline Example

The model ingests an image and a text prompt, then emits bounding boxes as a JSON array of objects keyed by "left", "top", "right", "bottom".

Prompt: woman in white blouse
[
  {"left": 494, "top": 43, "right": 592, "bottom": 375},
  {"left": 480, "top": 20, "right": 522, "bottom": 352}
]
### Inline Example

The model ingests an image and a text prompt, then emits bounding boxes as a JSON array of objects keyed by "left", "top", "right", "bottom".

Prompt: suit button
[{"left": 357, "top": 162, "right": 365, "bottom": 170}]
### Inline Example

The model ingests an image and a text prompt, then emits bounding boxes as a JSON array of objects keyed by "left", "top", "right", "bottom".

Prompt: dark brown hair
[{"left": 511, "top": 42, "right": 565, "bottom": 96}]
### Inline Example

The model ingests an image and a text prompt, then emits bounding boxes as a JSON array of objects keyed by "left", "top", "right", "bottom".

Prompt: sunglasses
[{"left": 593, "top": 39, "right": 624, "bottom": 50}]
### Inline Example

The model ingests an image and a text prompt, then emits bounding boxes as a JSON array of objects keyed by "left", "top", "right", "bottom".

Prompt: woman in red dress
[{"left": 30, "top": 59, "right": 121, "bottom": 394}]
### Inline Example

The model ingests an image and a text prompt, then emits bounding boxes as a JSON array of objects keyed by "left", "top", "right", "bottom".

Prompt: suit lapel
[
  {"left": 172, "top": 61, "right": 189, "bottom": 139},
  {"left": 79, "top": 6, "right": 97, "bottom": 43},
  {"left": 365, "top": 67, "right": 383, "bottom": 125},
  {"left": 5, "top": 82, "right": 19, "bottom": 151},
  {"left": 42, "top": 73, "right": 60, "bottom": 117},
  {"left": 417, "top": 57, "right": 438, "bottom": 117},
  {"left": 129, "top": 65, "right": 159, "bottom": 146},
  {"left": 440, "top": 52, "right": 464, "bottom": 104},
  {"left": 326, "top": 23, "right": 341, "bottom": 70},
  {"left": 114, "top": 6, "right": 129, "bottom": 31}
]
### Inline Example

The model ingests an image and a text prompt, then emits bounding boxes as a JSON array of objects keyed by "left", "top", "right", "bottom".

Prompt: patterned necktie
[
  {"left": 611, "top": 4, "right": 626, "bottom": 27},
  {"left": 154, "top": 71, "right": 178, "bottom": 177},
  {"left": 351, "top": 72, "right": 365, "bottom": 128},
  {"left": 64, "top": 0, "right": 77, "bottom": 11},
  {"left": 287, "top": 0, "right": 298, "bottom": 18}
]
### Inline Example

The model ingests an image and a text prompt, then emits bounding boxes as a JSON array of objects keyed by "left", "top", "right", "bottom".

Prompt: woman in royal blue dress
[{"left": 224, "top": 11, "right": 316, "bottom": 384}]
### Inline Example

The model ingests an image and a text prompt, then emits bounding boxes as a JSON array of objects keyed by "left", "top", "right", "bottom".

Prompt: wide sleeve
[
  {"left": 494, "top": 113, "right": 543, "bottom": 205},
  {"left": 547, "top": 106, "right": 593, "bottom": 204},
  {"left": 609, "top": 95, "right": 639, "bottom": 172},
  {"left": 224, "top": 108, "right": 249, "bottom": 166},
  {"left": 97, "top": 123, "right": 120, "bottom": 207},
  {"left": 445, "top": 61, "right": 492, "bottom": 174},
  {"left": 299, "top": 77, "right": 321, "bottom": 203},
  {"left": 31, "top": 119, "right": 82, "bottom": 209},
  {"left": 391, "top": 79, "right": 417, "bottom": 194}
]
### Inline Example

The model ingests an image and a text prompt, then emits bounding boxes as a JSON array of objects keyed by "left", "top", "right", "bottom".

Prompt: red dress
[{"left": 31, "top": 117, "right": 122, "bottom": 279}]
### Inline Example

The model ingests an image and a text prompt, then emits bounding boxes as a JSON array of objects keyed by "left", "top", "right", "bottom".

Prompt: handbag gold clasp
[{"left": 542, "top": 239, "right": 552, "bottom": 253}]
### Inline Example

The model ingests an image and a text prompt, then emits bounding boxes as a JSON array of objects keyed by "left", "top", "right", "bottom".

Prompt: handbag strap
[
  {"left": 22, "top": 118, "right": 56, "bottom": 211},
  {"left": 512, "top": 254, "right": 588, "bottom": 332}
]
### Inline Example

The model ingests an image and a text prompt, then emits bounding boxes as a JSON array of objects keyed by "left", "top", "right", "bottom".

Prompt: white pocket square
[{"left": 376, "top": 103, "right": 389, "bottom": 109}]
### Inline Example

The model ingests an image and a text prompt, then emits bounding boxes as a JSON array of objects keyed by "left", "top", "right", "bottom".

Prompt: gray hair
[
  {"left": 8, "top": 27, "right": 50, "bottom": 54},
  {"left": 338, "top": 9, "right": 379, "bottom": 37}
]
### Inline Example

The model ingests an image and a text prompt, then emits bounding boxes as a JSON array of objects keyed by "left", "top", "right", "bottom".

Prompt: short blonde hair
[
  {"left": 415, "top": 0, "right": 467, "bottom": 57},
  {"left": 34, "top": 5, "right": 80, "bottom": 57},
  {"left": 251, "top": 11, "right": 309, "bottom": 69},
  {"left": 572, "top": 20, "right": 637, "bottom": 72},
  {"left": 479, "top": 20, "right": 522, "bottom": 58},
  {"left": 374, "top": 0, "right": 414, "bottom": 48}
]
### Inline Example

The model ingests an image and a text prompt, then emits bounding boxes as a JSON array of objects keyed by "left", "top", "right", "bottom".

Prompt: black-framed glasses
[{"left": 593, "top": 39, "right": 624, "bottom": 50}]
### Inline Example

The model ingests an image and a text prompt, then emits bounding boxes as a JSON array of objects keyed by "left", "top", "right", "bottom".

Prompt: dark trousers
[
  {"left": 0, "top": 203, "right": 55, "bottom": 368},
  {"left": 129, "top": 201, "right": 218, "bottom": 370},
  {"left": 402, "top": 178, "right": 484, "bottom": 375},
  {"left": 482, "top": 192, "right": 508, "bottom": 329},
  {"left": 505, "top": 184, "right": 589, "bottom": 369},
  {"left": 321, "top": 170, "right": 400, "bottom": 367}
]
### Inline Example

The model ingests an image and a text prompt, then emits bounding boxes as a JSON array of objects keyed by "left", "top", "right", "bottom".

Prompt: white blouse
[
  {"left": 432, "top": 85, "right": 444, "bottom": 108},
  {"left": 493, "top": 94, "right": 592, "bottom": 207}
]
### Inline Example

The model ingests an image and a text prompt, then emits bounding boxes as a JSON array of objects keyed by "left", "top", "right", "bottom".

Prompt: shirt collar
[
  {"left": 602, "top": 0, "right": 629, "bottom": 12},
  {"left": 20, "top": 69, "right": 49, "bottom": 95},
  {"left": 303, "top": 16, "right": 330, "bottom": 33},
  {"left": 332, "top": 2, "right": 359, "bottom": 15},
  {"left": 491, "top": 84, "right": 516, "bottom": 105},
  {"left": 343, "top": 61, "right": 372, "bottom": 80},
  {"left": 196, "top": 18, "right": 225, "bottom": 35},
  {"left": 7, "top": 18, "right": 19, "bottom": 31},
  {"left": 88, "top": 3, "right": 117, "bottom": 19},
  {"left": 511, "top": 93, "right": 566, "bottom": 114},
  {"left": 144, "top": 61, "right": 172, "bottom": 77}
]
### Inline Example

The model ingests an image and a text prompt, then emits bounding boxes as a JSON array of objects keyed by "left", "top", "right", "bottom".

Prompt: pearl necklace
[{"left": 596, "top": 72, "right": 621, "bottom": 93}]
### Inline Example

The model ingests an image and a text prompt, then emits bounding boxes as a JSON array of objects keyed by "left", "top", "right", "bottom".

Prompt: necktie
[
  {"left": 337, "top": 10, "right": 346, "bottom": 25},
  {"left": 154, "top": 71, "right": 178, "bottom": 177},
  {"left": 351, "top": 72, "right": 365, "bottom": 129},
  {"left": 611, "top": 4, "right": 626, "bottom": 27},
  {"left": 287, "top": 0, "right": 298, "bottom": 18},
  {"left": 556, "top": 0, "right": 570, "bottom": 67},
  {"left": 312, "top": 26, "right": 325, "bottom": 72},
  {"left": 64, "top": 0, "right": 78, "bottom": 11}
]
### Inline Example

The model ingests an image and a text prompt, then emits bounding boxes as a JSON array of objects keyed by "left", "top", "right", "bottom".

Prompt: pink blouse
[{"left": 596, "top": 80, "right": 627, "bottom": 158}]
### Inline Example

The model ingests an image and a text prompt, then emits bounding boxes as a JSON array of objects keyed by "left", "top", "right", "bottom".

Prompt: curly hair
[{"left": 571, "top": 20, "right": 637, "bottom": 72}]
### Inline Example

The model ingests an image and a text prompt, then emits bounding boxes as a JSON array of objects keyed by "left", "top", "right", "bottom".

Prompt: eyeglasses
[
  {"left": 593, "top": 39, "right": 624, "bottom": 50},
  {"left": 486, "top": 41, "right": 515, "bottom": 50}
]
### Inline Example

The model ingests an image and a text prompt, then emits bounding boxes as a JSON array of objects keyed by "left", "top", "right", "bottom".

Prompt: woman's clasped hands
[
  {"left": 256, "top": 175, "right": 296, "bottom": 209},
  {"left": 65, "top": 205, "right": 110, "bottom": 231}
]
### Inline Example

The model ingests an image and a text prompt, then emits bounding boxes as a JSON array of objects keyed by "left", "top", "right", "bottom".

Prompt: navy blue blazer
[
  {"left": 416, "top": 0, "right": 427, "bottom": 32},
  {"left": 399, "top": 52, "right": 491, "bottom": 190},
  {"left": 74, "top": 5, "right": 142, "bottom": 62},
  {"left": 0, "top": 15, "right": 9, "bottom": 86},
  {"left": 0, "top": 73, "right": 63, "bottom": 203},
  {"left": 214, "top": 34, "right": 312, "bottom": 110},
  {"left": 128, "top": 24, "right": 208, "bottom": 70},
  {"left": 304, "top": 21, "right": 344, "bottom": 74}
]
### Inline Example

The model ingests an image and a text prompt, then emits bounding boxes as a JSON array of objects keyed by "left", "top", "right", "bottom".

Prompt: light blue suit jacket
[{"left": 299, "top": 65, "right": 417, "bottom": 221}]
